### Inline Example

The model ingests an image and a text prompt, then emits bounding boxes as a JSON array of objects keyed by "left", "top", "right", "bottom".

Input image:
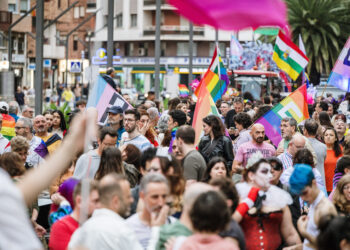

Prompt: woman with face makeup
[{"left": 233, "top": 157, "right": 301, "bottom": 250}]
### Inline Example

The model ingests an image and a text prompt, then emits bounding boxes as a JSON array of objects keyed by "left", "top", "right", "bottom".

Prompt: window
[
  {"left": 209, "top": 43, "right": 226, "bottom": 57},
  {"left": 8, "top": 4, "right": 16, "bottom": 12},
  {"left": 74, "top": 7, "right": 80, "bottom": 19},
  {"left": 18, "top": 37, "right": 24, "bottom": 54},
  {"left": 161, "top": 42, "right": 166, "bottom": 56},
  {"left": 177, "top": 42, "right": 197, "bottom": 56},
  {"left": 0, "top": 35, "right": 5, "bottom": 48},
  {"left": 116, "top": 14, "right": 123, "bottom": 27},
  {"left": 131, "top": 14, "right": 137, "bottom": 27},
  {"left": 125, "top": 43, "right": 134, "bottom": 56},
  {"left": 20, "top": 0, "right": 28, "bottom": 14},
  {"left": 80, "top": 7, "right": 85, "bottom": 17},
  {"left": 73, "top": 35, "right": 78, "bottom": 51}
]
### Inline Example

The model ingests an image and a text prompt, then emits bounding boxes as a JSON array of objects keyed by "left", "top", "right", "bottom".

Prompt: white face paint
[{"left": 254, "top": 162, "right": 273, "bottom": 190}]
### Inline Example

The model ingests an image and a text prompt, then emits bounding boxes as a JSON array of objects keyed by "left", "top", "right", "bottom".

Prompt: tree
[{"left": 286, "top": 0, "right": 350, "bottom": 84}]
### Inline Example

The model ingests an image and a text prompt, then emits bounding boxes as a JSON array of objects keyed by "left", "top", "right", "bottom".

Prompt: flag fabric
[
  {"left": 178, "top": 84, "right": 189, "bottom": 97},
  {"left": 192, "top": 83, "right": 221, "bottom": 145},
  {"left": 87, "top": 76, "right": 133, "bottom": 125},
  {"left": 298, "top": 34, "right": 310, "bottom": 88},
  {"left": 273, "top": 30, "right": 309, "bottom": 81},
  {"left": 194, "top": 45, "right": 229, "bottom": 102},
  {"left": 34, "top": 139, "right": 49, "bottom": 158},
  {"left": 328, "top": 37, "right": 350, "bottom": 92},
  {"left": 167, "top": 0, "right": 287, "bottom": 31},
  {"left": 230, "top": 34, "right": 243, "bottom": 59},
  {"left": 279, "top": 71, "right": 292, "bottom": 92},
  {"left": 256, "top": 84, "right": 309, "bottom": 147},
  {"left": 1, "top": 114, "right": 15, "bottom": 140}
]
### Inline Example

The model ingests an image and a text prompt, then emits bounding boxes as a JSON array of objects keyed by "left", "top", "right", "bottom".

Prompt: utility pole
[
  {"left": 65, "top": 12, "right": 98, "bottom": 84},
  {"left": 154, "top": 0, "right": 161, "bottom": 100},
  {"left": 188, "top": 22, "right": 193, "bottom": 93},
  {"left": 215, "top": 29, "right": 219, "bottom": 45},
  {"left": 34, "top": 0, "right": 44, "bottom": 115},
  {"left": 107, "top": 0, "right": 114, "bottom": 68}
]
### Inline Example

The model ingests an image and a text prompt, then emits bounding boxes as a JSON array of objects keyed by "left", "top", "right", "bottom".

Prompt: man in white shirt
[
  {"left": 69, "top": 174, "right": 142, "bottom": 250},
  {"left": 126, "top": 173, "right": 176, "bottom": 249}
]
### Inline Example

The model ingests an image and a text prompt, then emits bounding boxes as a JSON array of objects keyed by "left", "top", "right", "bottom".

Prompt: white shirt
[
  {"left": 0, "top": 134, "right": 9, "bottom": 154},
  {"left": 304, "top": 192, "right": 324, "bottom": 250},
  {"left": 0, "top": 169, "right": 42, "bottom": 250},
  {"left": 69, "top": 208, "right": 143, "bottom": 250}
]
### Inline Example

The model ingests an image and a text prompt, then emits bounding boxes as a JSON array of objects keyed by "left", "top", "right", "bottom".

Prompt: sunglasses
[{"left": 271, "top": 164, "right": 282, "bottom": 171}]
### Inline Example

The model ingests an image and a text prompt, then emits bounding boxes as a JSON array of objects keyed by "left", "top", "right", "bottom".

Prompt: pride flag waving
[
  {"left": 194, "top": 45, "right": 229, "bottom": 102},
  {"left": 256, "top": 84, "right": 309, "bottom": 147}
]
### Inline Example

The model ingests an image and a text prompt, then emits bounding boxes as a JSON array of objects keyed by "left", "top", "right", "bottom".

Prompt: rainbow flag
[
  {"left": 256, "top": 84, "right": 309, "bottom": 147},
  {"left": 87, "top": 76, "right": 133, "bottom": 125},
  {"left": 328, "top": 37, "right": 350, "bottom": 92},
  {"left": 178, "top": 84, "right": 189, "bottom": 97},
  {"left": 192, "top": 83, "right": 220, "bottom": 145},
  {"left": 273, "top": 30, "right": 309, "bottom": 81},
  {"left": 1, "top": 114, "right": 15, "bottom": 140},
  {"left": 194, "top": 45, "right": 229, "bottom": 102}
]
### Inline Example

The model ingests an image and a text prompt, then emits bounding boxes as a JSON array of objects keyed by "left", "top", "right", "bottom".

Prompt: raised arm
[{"left": 17, "top": 110, "right": 97, "bottom": 206}]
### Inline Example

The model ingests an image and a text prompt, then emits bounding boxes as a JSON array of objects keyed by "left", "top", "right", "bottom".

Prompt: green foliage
[
  {"left": 286, "top": 0, "right": 350, "bottom": 76},
  {"left": 44, "top": 102, "right": 71, "bottom": 129}
]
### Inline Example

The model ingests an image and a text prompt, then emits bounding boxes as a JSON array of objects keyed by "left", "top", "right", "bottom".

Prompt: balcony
[
  {"left": 143, "top": 0, "right": 175, "bottom": 10},
  {"left": 143, "top": 25, "right": 204, "bottom": 36},
  {"left": 0, "top": 11, "right": 12, "bottom": 31}
]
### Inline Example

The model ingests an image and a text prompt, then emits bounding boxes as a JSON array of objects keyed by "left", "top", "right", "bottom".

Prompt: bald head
[
  {"left": 33, "top": 115, "right": 47, "bottom": 134},
  {"left": 251, "top": 124, "right": 265, "bottom": 144},
  {"left": 288, "top": 134, "right": 306, "bottom": 156},
  {"left": 183, "top": 183, "right": 214, "bottom": 211}
]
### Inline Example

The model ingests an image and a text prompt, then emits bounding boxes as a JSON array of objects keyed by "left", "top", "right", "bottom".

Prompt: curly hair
[
  {"left": 10, "top": 136, "right": 29, "bottom": 153},
  {"left": 234, "top": 112, "right": 252, "bottom": 129},
  {"left": 333, "top": 175, "right": 350, "bottom": 214},
  {"left": 202, "top": 115, "right": 225, "bottom": 139}
]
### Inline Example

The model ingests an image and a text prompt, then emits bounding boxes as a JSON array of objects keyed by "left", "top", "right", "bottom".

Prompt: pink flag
[{"left": 168, "top": 0, "right": 288, "bottom": 31}]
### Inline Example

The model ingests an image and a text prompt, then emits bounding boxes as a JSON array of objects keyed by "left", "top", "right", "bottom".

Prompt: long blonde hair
[{"left": 333, "top": 175, "right": 350, "bottom": 213}]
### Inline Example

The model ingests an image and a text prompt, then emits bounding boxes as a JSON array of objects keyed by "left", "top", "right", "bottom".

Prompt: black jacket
[{"left": 198, "top": 135, "right": 234, "bottom": 171}]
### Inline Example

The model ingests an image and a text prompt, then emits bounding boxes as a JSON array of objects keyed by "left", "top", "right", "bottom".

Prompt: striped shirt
[{"left": 277, "top": 151, "right": 293, "bottom": 170}]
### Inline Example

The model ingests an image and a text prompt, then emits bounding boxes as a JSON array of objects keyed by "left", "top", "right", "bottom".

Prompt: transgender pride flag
[
  {"left": 328, "top": 37, "right": 350, "bottom": 92},
  {"left": 87, "top": 76, "right": 132, "bottom": 125},
  {"left": 256, "top": 84, "right": 309, "bottom": 147}
]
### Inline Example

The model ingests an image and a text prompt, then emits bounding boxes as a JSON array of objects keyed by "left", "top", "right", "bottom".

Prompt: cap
[
  {"left": 108, "top": 106, "right": 124, "bottom": 114},
  {"left": 0, "top": 101, "right": 9, "bottom": 112},
  {"left": 289, "top": 164, "right": 315, "bottom": 194}
]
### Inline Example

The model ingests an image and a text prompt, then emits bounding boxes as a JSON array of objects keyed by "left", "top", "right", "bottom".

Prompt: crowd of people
[{"left": 1, "top": 86, "right": 350, "bottom": 250}]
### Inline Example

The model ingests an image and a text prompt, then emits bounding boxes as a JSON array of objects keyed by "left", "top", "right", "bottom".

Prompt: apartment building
[
  {"left": 91, "top": 0, "right": 254, "bottom": 96},
  {"left": 27, "top": 0, "right": 95, "bottom": 87}
]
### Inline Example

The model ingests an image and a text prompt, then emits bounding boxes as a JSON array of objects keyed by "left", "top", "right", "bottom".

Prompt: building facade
[{"left": 90, "top": 0, "right": 255, "bottom": 97}]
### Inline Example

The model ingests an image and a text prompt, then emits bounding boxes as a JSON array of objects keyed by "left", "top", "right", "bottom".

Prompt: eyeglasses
[{"left": 271, "top": 164, "right": 282, "bottom": 171}]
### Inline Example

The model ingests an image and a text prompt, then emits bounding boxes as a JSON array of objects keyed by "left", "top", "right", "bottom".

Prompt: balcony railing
[
  {"left": 143, "top": 25, "right": 204, "bottom": 36},
  {"left": 144, "top": 0, "right": 167, "bottom": 5},
  {"left": 0, "top": 11, "right": 12, "bottom": 31}
]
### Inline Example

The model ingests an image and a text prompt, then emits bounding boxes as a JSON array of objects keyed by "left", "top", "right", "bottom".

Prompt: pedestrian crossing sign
[{"left": 70, "top": 61, "right": 81, "bottom": 73}]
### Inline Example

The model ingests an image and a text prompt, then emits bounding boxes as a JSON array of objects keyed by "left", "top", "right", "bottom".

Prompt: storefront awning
[{"left": 131, "top": 66, "right": 167, "bottom": 74}]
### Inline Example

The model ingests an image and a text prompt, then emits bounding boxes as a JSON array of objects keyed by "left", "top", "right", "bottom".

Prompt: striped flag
[
  {"left": 298, "top": 34, "right": 310, "bottom": 88},
  {"left": 256, "top": 84, "right": 309, "bottom": 147},
  {"left": 87, "top": 76, "right": 133, "bottom": 125},
  {"left": 178, "top": 84, "right": 189, "bottom": 97},
  {"left": 273, "top": 30, "right": 309, "bottom": 80},
  {"left": 328, "top": 37, "right": 350, "bottom": 92},
  {"left": 194, "top": 45, "right": 229, "bottom": 102},
  {"left": 192, "top": 83, "right": 221, "bottom": 145}
]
